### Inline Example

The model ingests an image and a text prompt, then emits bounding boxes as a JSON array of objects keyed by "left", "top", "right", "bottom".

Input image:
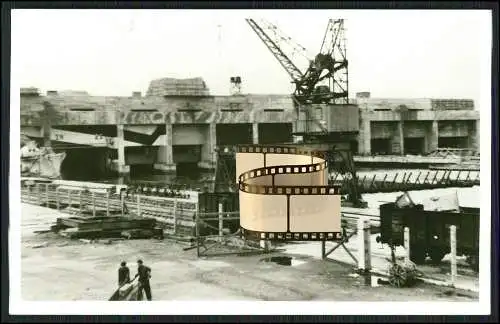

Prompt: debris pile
[
  {"left": 50, "top": 215, "right": 163, "bottom": 240},
  {"left": 146, "top": 77, "right": 210, "bottom": 97}
]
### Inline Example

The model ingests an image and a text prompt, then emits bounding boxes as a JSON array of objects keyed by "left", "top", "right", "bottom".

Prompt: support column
[
  {"left": 198, "top": 123, "right": 217, "bottom": 170},
  {"left": 252, "top": 123, "right": 259, "bottom": 145},
  {"left": 398, "top": 121, "right": 405, "bottom": 155},
  {"left": 469, "top": 119, "right": 480, "bottom": 151},
  {"left": 115, "top": 124, "right": 130, "bottom": 175},
  {"left": 358, "top": 118, "right": 371, "bottom": 155},
  {"left": 41, "top": 103, "right": 52, "bottom": 147},
  {"left": 41, "top": 124, "right": 51, "bottom": 147},
  {"left": 391, "top": 121, "right": 404, "bottom": 155},
  {"left": 154, "top": 122, "right": 176, "bottom": 173},
  {"left": 427, "top": 120, "right": 439, "bottom": 153}
]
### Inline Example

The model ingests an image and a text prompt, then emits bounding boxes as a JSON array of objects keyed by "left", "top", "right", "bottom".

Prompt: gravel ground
[{"left": 21, "top": 203, "right": 478, "bottom": 301}]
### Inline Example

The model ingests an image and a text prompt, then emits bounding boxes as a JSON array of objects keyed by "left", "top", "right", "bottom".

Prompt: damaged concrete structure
[
  {"left": 19, "top": 80, "right": 480, "bottom": 178},
  {"left": 355, "top": 92, "right": 479, "bottom": 156}
]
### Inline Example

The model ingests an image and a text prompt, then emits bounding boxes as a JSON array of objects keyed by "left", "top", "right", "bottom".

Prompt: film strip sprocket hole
[{"left": 236, "top": 144, "right": 342, "bottom": 242}]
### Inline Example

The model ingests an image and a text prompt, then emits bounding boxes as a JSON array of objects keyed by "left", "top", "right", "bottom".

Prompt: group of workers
[{"left": 118, "top": 259, "right": 153, "bottom": 301}]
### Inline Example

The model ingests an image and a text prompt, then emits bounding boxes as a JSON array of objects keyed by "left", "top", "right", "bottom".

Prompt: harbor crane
[
  {"left": 246, "top": 18, "right": 348, "bottom": 105},
  {"left": 245, "top": 18, "right": 364, "bottom": 207}
]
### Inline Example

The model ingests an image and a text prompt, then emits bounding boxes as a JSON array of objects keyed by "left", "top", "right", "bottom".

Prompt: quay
[{"left": 21, "top": 202, "right": 479, "bottom": 301}]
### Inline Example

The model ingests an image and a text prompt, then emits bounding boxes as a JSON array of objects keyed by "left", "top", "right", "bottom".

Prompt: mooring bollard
[
  {"left": 450, "top": 225, "right": 457, "bottom": 285},
  {"left": 404, "top": 227, "right": 410, "bottom": 263}
]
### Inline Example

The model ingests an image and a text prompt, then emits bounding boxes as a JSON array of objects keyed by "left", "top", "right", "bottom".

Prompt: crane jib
[{"left": 245, "top": 18, "right": 348, "bottom": 105}]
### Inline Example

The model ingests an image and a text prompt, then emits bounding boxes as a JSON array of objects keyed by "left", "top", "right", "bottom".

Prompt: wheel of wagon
[
  {"left": 428, "top": 247, "right": 447, "bottom": 265},
  {"left": 388, "top": 263, "right": 408, "bottom": 288},
  {"left": 467, "top": 254, "right": 479, "bottom": 273},
  {"left": 410, "top": 246, "right": 427, "bottom": 265}
]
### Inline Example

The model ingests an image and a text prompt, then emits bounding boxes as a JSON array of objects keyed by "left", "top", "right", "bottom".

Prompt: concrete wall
[
  {"left": 403, "top": 121, "right": 428, "bottom": 138},
  {"left": 438, "top": 121, "right": 470, "bottom": 137},
  {"left": 21, "top": 93, "right": 480, "bottom": 174},
  {"left": 354, "top": 98, "right": 475, "bottom": 111},
  {"left": 294, "top": 104, "right": 359, "bottom": 134},
  {"left": 125, "top": 147, "right": 157, "bottom": 165},
  {"left": 172, "top": 124, "right": 206, "bottom": 145},
  {"left": 370, "top": 122, "right": 394, "bottom": 139}
]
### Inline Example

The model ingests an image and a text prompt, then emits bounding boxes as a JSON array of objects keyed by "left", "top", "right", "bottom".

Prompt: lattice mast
[{"left": 246, "top": 18, "right": 349, "bottom": 105}]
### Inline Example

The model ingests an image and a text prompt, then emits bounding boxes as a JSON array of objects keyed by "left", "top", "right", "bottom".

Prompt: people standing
[
  {"left": 134, "top": 259, "right": 152, "bottom": 301},
  {"left": 118, "top": 261, "right": 130, "bottom": 287}
]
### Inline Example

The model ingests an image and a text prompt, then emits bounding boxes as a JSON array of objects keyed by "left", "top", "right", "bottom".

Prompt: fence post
[
  {"left": 173, "top": 199, "right": 178, "bottom": 235},
  {"left": 404, "top": 227, "right": 410, "bottom": 263},
  {"left": 23, "top": 183, "right": 27, "bottom": 203},
  {"left": 121, "top": 194, "right": 125, "bottom": 217},
  {"left": 36, "top": 183, "right": 41, "bottom": 203},
  {"left": 363, "top": 219, "right": 371, "bottom": 271},
  {"left": 195, "top": 211, "right": 200, "bottom": 257},
  {"left": 92, "top": 192, "right": 96, "bottom": 217},
  {"left": 357, "top": 218, "right": 365, "bottom": 270},
  {"left": 450, "top": 225, "right": 457, "bottom": 286},
  {"left": 218, "top": 203, "right": 223, "bottom": 242},
  {"left": 218, "top": 203, "right": 223, "bottom": 237},
  {"left": 321, "top": 240, "right": 326, "bottom": 259},
  {"left": 45, "top": 183, "right": 49, "bottom": 207},
  {"left": 79, "top": 191, "right": 83, "bottom": 214},
  {"left": 357, "top": 219, "right": 372, "bottom": 270},
  {"left": 56, "top": 187, "right": 60, "bottom": 211},
  {"left": 356, "top": 219, "right": 372, "bottom": 285},
  {"left": 137, "top": 195, "right": 141, "bottom": 217},
  {"left": 106, "top": 191, "right": 110, "bottom": 217}
]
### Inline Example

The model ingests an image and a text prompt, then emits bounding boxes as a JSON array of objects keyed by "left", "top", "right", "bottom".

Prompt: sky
[{"left": 11, "top": 9, "right": 491, "bottom": 105}]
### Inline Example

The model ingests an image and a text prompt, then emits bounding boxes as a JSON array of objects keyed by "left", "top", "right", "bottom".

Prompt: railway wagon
[{"left": 376, "top": 202, "right": 480, "bottom": 271}]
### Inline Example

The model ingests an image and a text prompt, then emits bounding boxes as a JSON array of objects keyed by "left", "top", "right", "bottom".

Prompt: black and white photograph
[{"left": 8, "top": 7, "right": 493, "bottom": 316}]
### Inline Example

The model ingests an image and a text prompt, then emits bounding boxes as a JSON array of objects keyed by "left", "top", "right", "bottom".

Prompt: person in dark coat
[
  {"left": 134, "top": 259, "right": 152, "bottom": 301},
  {"left": 118, "top": 261, "right": 130, "bottom": 287}
]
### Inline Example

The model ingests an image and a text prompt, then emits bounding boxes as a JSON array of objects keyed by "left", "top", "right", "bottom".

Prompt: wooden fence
[{"left": 21, "top": 183, "right": 198, "bottom": 236}]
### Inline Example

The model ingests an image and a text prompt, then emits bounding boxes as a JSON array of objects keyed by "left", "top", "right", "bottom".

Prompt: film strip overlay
[{"left": 236, "top": 145, "right": 342, "bottom": 241}]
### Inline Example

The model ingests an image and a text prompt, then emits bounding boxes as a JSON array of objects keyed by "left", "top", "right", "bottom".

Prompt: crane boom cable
[{"left": 260, "top": 19, "right": 312, "bottom": 61}]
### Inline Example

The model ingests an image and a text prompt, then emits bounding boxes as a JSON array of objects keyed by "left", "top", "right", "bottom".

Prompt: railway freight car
[{"left": 376, "top": 202, "right": 480, "bottom": 271}]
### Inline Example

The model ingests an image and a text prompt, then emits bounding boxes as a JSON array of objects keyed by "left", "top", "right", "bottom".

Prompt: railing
[
  {"left": 427, "top": 148, "right": 480, "bottom": 158},
  {"left": 330, "top": 169, "right": 480, "bottom": 194},
  {"left": 21, "top": 183, "right": 198, "bottom": 236}
]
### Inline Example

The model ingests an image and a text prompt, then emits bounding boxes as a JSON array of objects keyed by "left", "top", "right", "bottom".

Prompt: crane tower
[{"left": 245, "top": 18, "right": 365, "bottom": 207}]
